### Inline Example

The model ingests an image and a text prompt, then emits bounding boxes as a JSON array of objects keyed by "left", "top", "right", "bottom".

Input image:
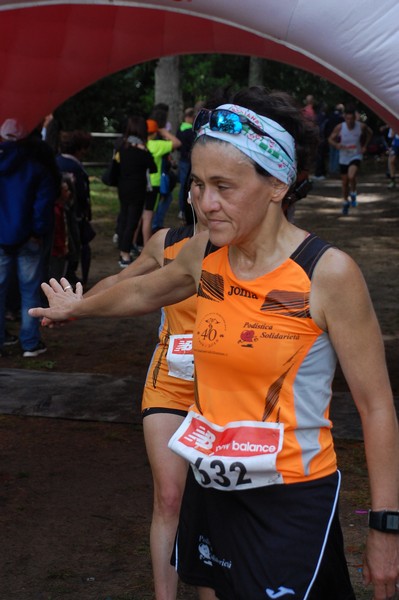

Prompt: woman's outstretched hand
[{"left": 29, "top": 277, "right": 83, "bottom": 322}]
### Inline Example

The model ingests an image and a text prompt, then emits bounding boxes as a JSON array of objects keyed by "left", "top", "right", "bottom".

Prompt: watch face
[
  {"left": 369, "top": 510, "right": 399, "bottom": 532},
  {"left": 386, "top": 513, "right": 399, "bottom": 530}
]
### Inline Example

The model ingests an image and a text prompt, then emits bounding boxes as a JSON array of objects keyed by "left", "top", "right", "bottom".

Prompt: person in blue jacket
[{"left": 0, "top": 118, "right": 58, "bottom": 357}]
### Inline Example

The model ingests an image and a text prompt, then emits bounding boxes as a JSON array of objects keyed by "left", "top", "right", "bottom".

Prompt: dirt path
[{"left": 1, "top": 163, "right": 398, "bottom": 599}]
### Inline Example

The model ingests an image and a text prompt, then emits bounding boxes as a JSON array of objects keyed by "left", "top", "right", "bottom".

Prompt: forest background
[{"left": 54, "top": 54, "right": 386, "bottom": 151}]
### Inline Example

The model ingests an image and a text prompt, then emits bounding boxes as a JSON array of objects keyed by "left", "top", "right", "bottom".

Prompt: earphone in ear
[{"left": 187, "top": 190, "right": 197, "bottom": 235}]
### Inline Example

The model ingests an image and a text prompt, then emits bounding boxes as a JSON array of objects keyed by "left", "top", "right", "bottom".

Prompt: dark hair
[
  {"left": 153, "top": 102, "right": 169, "bottom": 113},
  {"left": 184, "top": 107, "right": 195, "bottom": 119},
  {"left": 195, "top": 86, "right": 318, "bottom": 179},
  {"left": 123, "top": 115, "right": 148, "bottom": 143},
  {"left": 232, "top": 87, "right": 318, "bottom": 174},
  {"left": 59, "top": 130, "right": 91, "bottom": 155},
  {"left": 344, "top": 105, "right": 356, "bottom": 116},
  {"left": 202, "top": 85, "right": 238, "bottom": 110},
  {"left": 149, "top": 103, "right": 169, "bottom": 129}
]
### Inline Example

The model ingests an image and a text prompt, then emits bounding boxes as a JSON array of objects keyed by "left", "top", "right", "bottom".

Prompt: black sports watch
[{"left": 368, "top": 510, "right": 399, "bottom": 533}]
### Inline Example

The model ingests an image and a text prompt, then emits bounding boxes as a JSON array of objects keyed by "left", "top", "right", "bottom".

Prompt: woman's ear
[{"left": 270, "top": 178, "right": 289, "bottom": 203}]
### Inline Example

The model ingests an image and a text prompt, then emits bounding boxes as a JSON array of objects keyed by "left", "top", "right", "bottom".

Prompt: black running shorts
[{"left": 172, "top": 469, "right": 355, "bottom": 600}]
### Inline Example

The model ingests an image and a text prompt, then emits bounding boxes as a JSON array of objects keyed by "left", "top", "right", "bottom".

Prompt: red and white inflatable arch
[{"left": 1, "top": 0, "right": 398, "bottom": 132}]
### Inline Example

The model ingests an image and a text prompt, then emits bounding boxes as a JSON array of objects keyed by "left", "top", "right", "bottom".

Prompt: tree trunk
[
  {"left": 248, "top": 56, "right": 264, "bottom": 87},
  {"left": 154, "top": 56, "right": 183, "bottom": 134}
]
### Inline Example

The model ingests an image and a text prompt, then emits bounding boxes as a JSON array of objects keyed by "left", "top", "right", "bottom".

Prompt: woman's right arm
[
  {"left": 84, "top": 228, "right": 168, "bottom": 298},
  {"left": 40, "top": 229, "right": 168, "bottom": 327},
  {"left": 29, "top": 231, "right": 208, "bottom": 322}
]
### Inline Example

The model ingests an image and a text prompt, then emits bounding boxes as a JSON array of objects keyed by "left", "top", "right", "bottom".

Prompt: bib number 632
[{"left": 193, "top": 457, "right": 252, "bottom": 489}]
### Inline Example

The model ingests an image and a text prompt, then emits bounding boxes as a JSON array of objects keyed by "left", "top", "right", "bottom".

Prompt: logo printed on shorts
[
  {"left": 265, "top": 586, "right": 295, "bottom": 598},
  {"left": 198, "top": 542, "right": 213, "bottom": 566},
  {"left": 198, "top": 535, "right": 232, "bottom": 569}
]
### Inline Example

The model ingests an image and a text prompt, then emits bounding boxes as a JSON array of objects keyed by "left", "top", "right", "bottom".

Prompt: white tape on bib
[{"left": 166, "top": 334, "right": 194, "bottom": 381}]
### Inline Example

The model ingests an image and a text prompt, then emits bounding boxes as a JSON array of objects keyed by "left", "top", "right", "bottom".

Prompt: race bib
[
  {"left": 343, "top": 143, "right": 357, "bottom": 154},
  {"left": 166, "top": 334, "right": 194, "bottom": 381},
  {"left": 168, "top": 411, "right": 284, "bottom": 491}
]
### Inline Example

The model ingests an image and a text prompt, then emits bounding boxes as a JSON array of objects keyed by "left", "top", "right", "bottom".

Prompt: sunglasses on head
[
  {"left": 193, "top": 108, "right": 291, "bottom": 158},
  {"left": 194, "top": 108, "right": 267, "bottom": 136}
]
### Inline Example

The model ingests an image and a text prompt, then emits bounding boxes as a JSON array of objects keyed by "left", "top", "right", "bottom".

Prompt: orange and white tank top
[
  {"left": 192, "top": 234, "right": 338, "bottom": 484},
  {"left": 142, "top": 226, "right": 197, "bottom": 413}
]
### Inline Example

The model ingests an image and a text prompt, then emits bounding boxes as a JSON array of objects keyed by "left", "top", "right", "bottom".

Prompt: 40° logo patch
[{"left": 196, "top": 312, "right": 226, "bottom": 349}]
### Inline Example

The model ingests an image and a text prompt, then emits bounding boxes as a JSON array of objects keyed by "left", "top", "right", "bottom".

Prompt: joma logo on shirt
[{"left": 228, "top": 286, "right": 258, "bottom": 298}]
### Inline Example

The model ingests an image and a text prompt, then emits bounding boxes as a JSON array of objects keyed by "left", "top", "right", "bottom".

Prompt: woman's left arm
[{"left": 311, "top": 248, "right": 399, "bottom": 599}]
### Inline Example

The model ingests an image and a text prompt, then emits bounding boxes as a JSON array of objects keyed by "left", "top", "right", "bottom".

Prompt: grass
[
  {"left": 89, "top": 168, "right": 119, "bottom": 220},
  {"left": 88, "top": 165, "right": 182, "bottom": 231},
  {"left": 21, "top": 359, "right": 57, "bottom": 370}
]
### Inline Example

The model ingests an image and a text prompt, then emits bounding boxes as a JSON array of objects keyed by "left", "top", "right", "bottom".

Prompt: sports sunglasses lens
[
  {"left": 210, "top": 110, "right": 242, "bottom": 134},
  {"left": 193, "top": 109, "right": 210, "bottom": 132}
]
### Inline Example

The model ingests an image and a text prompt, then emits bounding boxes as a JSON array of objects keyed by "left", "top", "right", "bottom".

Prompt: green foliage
[
  {"left": 55, "top": 54, "right": 384, "bottom": 133},
  {"left": 55, "top": 61, "right": 157, "bottom": 131},
  {"left": 179, "top": 54, "right": 250, "bottom": 105},
  {"left": 259, "top": 60, "right": 374, "bottom": 121}
]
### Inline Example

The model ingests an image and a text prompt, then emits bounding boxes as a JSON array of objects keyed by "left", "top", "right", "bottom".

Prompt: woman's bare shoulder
[
  {"left": 314, "top": 246, "right": 363, "bottom": 285},
  {"left": 175, "top": 230, "right": 210, "bottom": 279}
]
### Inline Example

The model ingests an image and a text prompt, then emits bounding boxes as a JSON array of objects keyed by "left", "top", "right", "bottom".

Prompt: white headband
[{"left": 195, "top": 104, "right": 297, "bottom": 186}]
